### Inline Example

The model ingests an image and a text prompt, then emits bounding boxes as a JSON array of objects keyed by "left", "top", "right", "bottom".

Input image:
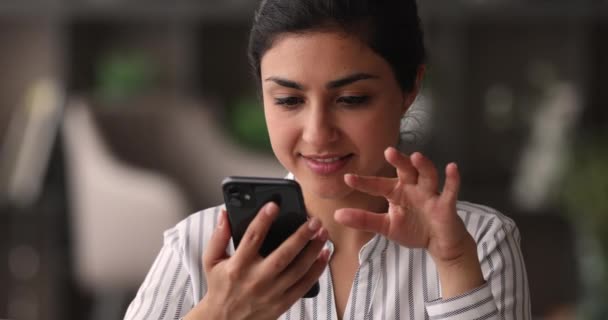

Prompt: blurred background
[{"left": 0, "top": 0, "right": 607, "bottom": 319}]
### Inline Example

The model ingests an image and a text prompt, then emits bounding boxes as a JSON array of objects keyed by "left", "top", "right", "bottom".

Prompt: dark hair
[{"left": 247, "top": 0, "right": 426, "bottom": 92}]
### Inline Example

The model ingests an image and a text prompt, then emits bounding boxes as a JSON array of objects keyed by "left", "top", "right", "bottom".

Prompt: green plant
[
  {"left": 94, "top": 49, "right": 159, "bottom": 104},
  {"left": 561, "top": 133, "right": 608, "bottom": 319},
  {"left": 228, "top": 96, "right": 272, "bottom": 152}
]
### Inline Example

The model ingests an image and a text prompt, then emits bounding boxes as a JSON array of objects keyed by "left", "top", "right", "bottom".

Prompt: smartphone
[{"left": 222, "top": 176, "right": 320, "bottom": 298}]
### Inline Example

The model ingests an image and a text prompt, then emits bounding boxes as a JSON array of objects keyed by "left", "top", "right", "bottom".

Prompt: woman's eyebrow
[
  {"left": 326, "top": 73, "right": 378, "bottom": 89},
  {"left": 264, "top": 72, "right": 378, "bottom": 90},
  {"left": 264, "top": 77, "right": 304, "bottom": 90}
]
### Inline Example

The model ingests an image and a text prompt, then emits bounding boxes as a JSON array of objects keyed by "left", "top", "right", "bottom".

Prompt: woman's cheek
[{"left": 267, "top": 120, "right": 296, "bottom": 164}]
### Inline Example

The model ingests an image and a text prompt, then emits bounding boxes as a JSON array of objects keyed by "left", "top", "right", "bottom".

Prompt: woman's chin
[{"left": 306, "top": 180, "right": 353, "bottom": 200}]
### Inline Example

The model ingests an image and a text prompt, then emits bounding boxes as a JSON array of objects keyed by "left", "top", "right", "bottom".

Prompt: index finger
[
  {"left": 261, "top": 218, "right": 325, "bottom": 279},
  {"left": 344, "top": 174, "right": 396, "bottom": 198},
  {"left": 232, "top": 202, "right": 279, "bottom": 264}
]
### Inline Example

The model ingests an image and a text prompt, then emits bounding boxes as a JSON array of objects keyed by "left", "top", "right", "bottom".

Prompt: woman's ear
[{"left": 401, "top": 65, "right": 426, "bottom": 114}]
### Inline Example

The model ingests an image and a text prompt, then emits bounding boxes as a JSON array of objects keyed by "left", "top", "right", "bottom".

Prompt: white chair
[{"left": 61, "top": 98, "right": 187, "bottom": 319}]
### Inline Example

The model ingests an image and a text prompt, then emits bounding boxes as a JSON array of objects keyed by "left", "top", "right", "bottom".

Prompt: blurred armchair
[{"left": 61, "top": 98, "right": 187, "bottom": 319}]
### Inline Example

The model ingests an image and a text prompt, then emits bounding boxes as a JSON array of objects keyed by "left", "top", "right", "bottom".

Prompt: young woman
[{"left": 124, "top": 0, "right": 531, "bottom": 319}]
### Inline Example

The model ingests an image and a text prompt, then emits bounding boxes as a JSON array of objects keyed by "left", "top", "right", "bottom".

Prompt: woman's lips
[{"left": 301, "top": 154, "right": 353, "bottom": 175}]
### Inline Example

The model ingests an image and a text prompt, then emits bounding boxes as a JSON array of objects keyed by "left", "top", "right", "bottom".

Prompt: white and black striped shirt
[{"left": 124, "top": 201, "right": 531, "bottom": 320}]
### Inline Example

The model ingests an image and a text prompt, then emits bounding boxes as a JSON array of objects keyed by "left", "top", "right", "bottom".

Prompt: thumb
[{"left": 203, "top": 209, "right": 232, "bottom": 271}]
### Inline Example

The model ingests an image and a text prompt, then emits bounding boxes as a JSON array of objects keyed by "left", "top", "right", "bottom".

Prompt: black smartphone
[{"left": 222, "top": 176, "right": 320, "bottom": 298}]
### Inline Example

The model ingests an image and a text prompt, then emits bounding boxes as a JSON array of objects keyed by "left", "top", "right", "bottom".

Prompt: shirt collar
[{"left": 325, "top": 234, "right": 389, "bottom": 263}]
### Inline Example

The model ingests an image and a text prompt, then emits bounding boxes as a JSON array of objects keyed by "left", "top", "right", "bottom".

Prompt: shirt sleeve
[
  {"left": 123, "top": 227, "right": 194, "bottom": 320},
  {"left": 424, "top": 208, "right": 532, "bottom": 320}
]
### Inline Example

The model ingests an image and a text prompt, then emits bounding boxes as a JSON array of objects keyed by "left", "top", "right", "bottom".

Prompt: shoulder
[
  {"left": 161, "top": 204, "right": 228, "bottom": 257},
  {"left": 456, "top": 201, "right": 520, "bottom": 245},
  {"left": 172, "top": 204, "right": 225, "bottom": 235}
]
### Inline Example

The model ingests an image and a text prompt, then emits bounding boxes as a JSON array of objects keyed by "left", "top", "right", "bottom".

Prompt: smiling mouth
[
  {"left": 306, "top": 156, "right": 345, "bottom": 162},
  {"left": 300, "top": 153, "right": 354, "bottom": 175},
  {"left": 301, "top": 153, "right": 353, "bottom": 161}
]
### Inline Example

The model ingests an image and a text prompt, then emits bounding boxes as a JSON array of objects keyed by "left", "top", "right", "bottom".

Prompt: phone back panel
[
  {"left": 222, "top": 176, "right": 320, "bottom": 298},
  {"left": 222, "top": 177, "right": 308, "bottom": 257}
]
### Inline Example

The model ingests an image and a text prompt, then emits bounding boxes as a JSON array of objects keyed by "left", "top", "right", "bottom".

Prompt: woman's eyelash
[
  {"left": 337, "top": 95, "right": 370, "bottom": 105},
  {"left": 273, "top": 95, "right": 370, "bottom": 107},
  {"left": 274, "top": 97, "right": 303, "bottom": 106}
]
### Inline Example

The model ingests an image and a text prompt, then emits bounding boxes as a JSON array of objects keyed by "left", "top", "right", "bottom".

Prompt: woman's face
[{"left": 261, "top": 31, "right": 417, "bottom": 200}]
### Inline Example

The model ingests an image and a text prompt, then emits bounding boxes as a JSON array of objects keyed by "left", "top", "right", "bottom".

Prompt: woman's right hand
[{"left": 186, "top": 202, "right": 330, "bottom": 320}]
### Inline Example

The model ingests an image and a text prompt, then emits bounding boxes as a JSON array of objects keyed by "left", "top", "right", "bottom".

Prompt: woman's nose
[{"left": 301, "top": 108, "right": 339, "bottom": 147}]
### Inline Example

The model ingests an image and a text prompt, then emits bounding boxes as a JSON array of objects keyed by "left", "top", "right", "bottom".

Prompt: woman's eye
[
  {"left": 337, "top": 95, "right": 369, "bottom": 106},
  {"left": 274, "top": 96, "right": 303, "bottom": 107}
]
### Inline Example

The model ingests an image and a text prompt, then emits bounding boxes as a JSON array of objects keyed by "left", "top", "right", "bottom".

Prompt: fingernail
[
  {"left": 308, "top": 217, "right": 321, "bottom": 232},
  {"left": 265, "top": 202, "right": 277, "bottom": 216},
  {"left": 217, "top": 210, "right": 225, "bottom": 228},
  {"left": 319, "top": 248, "right": 330, "bottom": 262}
]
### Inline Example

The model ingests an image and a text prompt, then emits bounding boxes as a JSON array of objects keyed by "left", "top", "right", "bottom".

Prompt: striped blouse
[{"left": 124, "top": 201, "right": 531, "bottom": 320}]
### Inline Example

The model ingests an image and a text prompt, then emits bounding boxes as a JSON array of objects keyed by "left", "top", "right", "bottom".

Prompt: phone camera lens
[{"left": 228, "top": 187, "right": 240, "bottom": 197}]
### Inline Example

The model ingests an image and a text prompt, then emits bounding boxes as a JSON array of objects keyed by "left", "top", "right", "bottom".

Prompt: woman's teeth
[{"left": 313, "top": 157, "right": 342, "bottom": 163}]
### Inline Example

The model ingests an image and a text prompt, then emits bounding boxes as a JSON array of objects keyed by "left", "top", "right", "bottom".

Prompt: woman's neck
[{"left": 302, "top": 188, "right": 388, "bottom": 254}]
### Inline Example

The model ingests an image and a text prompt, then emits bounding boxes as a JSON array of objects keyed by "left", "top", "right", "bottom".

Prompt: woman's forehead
[{"left": 260, "top": 31, "right": 391, "bottom": 81}]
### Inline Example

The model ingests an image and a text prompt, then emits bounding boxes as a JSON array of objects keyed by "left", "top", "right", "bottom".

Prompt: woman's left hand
[{"left": 334, "top": 147, "right": 474, "bottom": 264}]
